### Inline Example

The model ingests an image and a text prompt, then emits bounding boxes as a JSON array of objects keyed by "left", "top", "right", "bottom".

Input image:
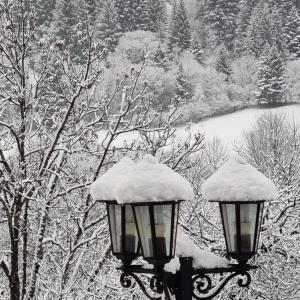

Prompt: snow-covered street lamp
[
  {"left": 202, "top": 156, "right": 279, "bottom": 265},
  {"left": 90, "top": 155, "right": 279, "bottom": 300}
]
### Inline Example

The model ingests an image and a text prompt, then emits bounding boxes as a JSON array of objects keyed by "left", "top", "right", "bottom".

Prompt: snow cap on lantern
[
  {"left": 90, "top": 154, "right": 194, "bottom": 204},
  {"left": 202, "top": 155, "right": 279, "bottom": 202}
]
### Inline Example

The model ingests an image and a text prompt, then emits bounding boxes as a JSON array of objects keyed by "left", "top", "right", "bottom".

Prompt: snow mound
[
  {"left": 202, "top": 155, "right": 279, "bottom": 202},
  {"left": 90, "top": 155, "right": 194, "bottom": 204},
  {"left": 164, "top": 230, "right": 229, "bottom": 273}
]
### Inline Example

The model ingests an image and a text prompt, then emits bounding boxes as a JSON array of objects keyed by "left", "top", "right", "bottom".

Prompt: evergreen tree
[
  {"left": 127, "top": 0, "right": 148, "bottom": 31},
  {"left": 256, "top": 46, "right": 286, "bottom": 104},
  {"left": 245, "top": 2, "right": 286, "bottom": 58},
  {"left": 203, "top": 0, "right": 239, "bottom": 50},
  {"left": 283, "top": 5, "right": 300, "bottom": 59},
  {"left": 96, "top": 0, "right": 122, "bottom": 52},
  {"left": 115, "top": 0, "right": 150, "bottom": 32},
  {"left": 191, "top": 37, "right": 203, "bottom": 64},
  {"left": 83, "top": 0, "right": 98, "bottom": 23},
  {"left": 35, "top": 0, "right": 56, "bottom": 29},
  {"left": 169, "top": 0, "right": 191, "bottom": 52},
  {"left": 175, "top": 63, "right": 192, "bottom": 101},
  {"left": 235, "top": 0, "right": 256, "bottom": 54},
  {"left": 216, "top": 47, "right": 232, "bottom": 81},
  {"left": 147, "top": 0, "right": 166, "bottom": 32},
  {"left": 51, "top": 0, "right": 78, "bottom": 47},
  {"left": 114, "top": 0, "right": 131, "bottom": 31},
  {"left": 153, "top": 45, "right": 168, "bottom": 69},
  {"left": 51, "top": 0, "right": 93, "bottom": 61},
  {"left": 273, "top": 0, "right": 295, "bottom": 17}
]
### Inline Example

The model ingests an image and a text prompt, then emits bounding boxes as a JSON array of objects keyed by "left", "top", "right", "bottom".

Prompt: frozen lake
[{"left": 99, "top": 104, "right": 300, "bottom": 148}]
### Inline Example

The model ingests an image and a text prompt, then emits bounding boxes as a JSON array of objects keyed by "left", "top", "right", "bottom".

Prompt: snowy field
[{"left": 99, "top": 104, "right": 300, "bottom": 149}]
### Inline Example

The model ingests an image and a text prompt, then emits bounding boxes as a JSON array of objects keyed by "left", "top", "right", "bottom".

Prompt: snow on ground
[
  {"left": 98, "top": 104, "right": 300, "bottom": 149},
  {"left": 164, "top": 230, "right": 229, "bottom": 273},
  {"left": 202, "top": 155, "right": 279, "bottom": 202},
  {"left": 175, "top": 104, "right": 300, "bottom": 148},
  {"left": 90, "top": 155, "right": 194, "bottom": 203}
]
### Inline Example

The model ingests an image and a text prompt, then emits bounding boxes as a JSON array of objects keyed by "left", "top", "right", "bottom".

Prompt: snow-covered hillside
[{"left": 99, "top": 104, "right": 300, "bottom": 148}]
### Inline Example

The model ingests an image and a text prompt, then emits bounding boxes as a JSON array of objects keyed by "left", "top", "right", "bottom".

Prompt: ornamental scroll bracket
[{"left": 118, "top": 261, "right": 257, "bottom": 300}]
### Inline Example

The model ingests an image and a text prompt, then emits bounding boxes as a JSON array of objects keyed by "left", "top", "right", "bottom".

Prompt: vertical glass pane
[
  {"left": 240, "top": 203, "right": 257, "bottom": 252},
  {"left": 124, "top": 205, "right": 139, "bottom": 254},
  {"left": 134, "top": 206, "right": 152, "bottom": 257},
  {"left": 108, "top": 204, "right": 122, "bottom": 253},
  {"left": 154, "top": 204, "right": 172, "bottom": 257},
  {"left": 221, "top": 204, "right": 237, "bottom": 252},
  {"left": 254, "top": 203, "right": 264, "bottom": 251}
]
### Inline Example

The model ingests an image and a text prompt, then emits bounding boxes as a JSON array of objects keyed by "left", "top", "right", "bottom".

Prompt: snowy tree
[
  {"left": 83, "top": 0, "right": 98, "bottom": 23},
  {"left": 256, "top": 46, "right": 287, "bottom": 104},
  {"left": 168, "top": 0, "right": 191, "bottom": 52},
  {"left": 175, "top": 63, "right": 192, "bottom": 101},
  {"left": 147, "top": 0, "right": 166, "bottom": 32},
  {"left": 0, "top": 4, "right": 207, "bottom": 299},
  {"left": 283, "top": 5, "right": 300, "bottom": 59},
  {"left": 152, "top": 45, "right": 169, "bottom": 69},
  {"left": 114, "top": 0, "right": 130, "bottom": 31},
  {"left": 203, "top": 0, "right": 239, "bottom": 50},
  {"left": 191, "top": 37, "right": 204, "bottom": 64},
  {"left": 51, "top": 0, "right": 98, "bottom": 61},
  {"left": 96, "top": 0, "right": 122, "bottom": 52},
  {"left": 244, "top": 2, "right": 286, "bottom": 58},
  {"left": 216, "top": 47, "right": 232, "bottom": 81},
  {"left": 238, "top": 113, "right": 300, "bottom": 300},
  {"left": 235, "top": 0, "right": 256, "bottom": 54},
  {"left": 35, "top": 0, "right": 56, "bottom": 29},
  {"left": 115, "top": 0, "right": 150, "bottom": 32}
]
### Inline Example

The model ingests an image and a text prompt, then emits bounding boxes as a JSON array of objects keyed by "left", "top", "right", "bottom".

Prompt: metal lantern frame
[
  {"left": 131, "top": 200, "right": 182, "bottom": 266},
  {"left": 217, "top": 200, "right": 265, "bottom": 264},
  {"left": 104, "top": 201, "right": 140, "bottom": 264}
]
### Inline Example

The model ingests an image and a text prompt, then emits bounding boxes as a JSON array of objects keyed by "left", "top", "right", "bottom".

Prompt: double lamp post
[{"left": 90, "top": 155, "right": 279, "bottom": 300}]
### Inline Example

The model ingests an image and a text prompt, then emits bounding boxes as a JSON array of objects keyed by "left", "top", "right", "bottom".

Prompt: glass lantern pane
[
  {"left": 124, "top": 205, "right": 139, "bottom": 254},
  {"left": 153, "top": 204, "right": 172, "bottom": 257},
  {"left": 134, "top": 206, "right": 152, "bottom": 257},
  {"left": 107, "top": 204, "right": 122, "bottom": 253},
  {"left": 240, "top": 203, "right": 257, "bottom": 252},
  {"left": 254, "top": 203, "right": 264, "bottom": 252},
  {"left": 221, "top": 204, "right": 237, "bottom": 252}
]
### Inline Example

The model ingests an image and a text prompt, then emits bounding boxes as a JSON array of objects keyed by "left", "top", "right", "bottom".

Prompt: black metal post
[{"left": 175, "top": 257, "right": 193, "bottom": 300}]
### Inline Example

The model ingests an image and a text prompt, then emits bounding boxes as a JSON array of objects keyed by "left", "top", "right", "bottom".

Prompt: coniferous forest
[{"left": 35, "top": 0, "right": 300, "bottom": 123}]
